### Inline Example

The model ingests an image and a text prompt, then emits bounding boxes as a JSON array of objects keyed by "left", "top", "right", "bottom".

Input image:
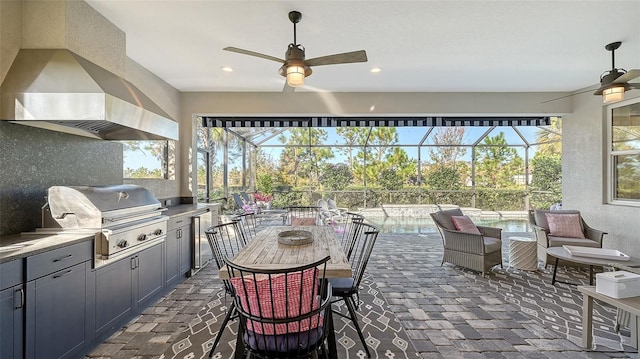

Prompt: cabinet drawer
[
  {"left": 168, "top": 215, "right": 190, "bottom": 230},
  {"left": 26, "top": 241, "right": 92, "bottom": 281},
  {"left": 1, "top": 259, "right": 23, "bottom": 290}
]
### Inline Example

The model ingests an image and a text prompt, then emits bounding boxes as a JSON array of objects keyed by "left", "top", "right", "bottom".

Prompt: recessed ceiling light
[
  {"left": 370, "top": 67, "right": 381, "bottom": 73},
  {"left": 222, "top": 66, "right": 233, "bottom": 72}
]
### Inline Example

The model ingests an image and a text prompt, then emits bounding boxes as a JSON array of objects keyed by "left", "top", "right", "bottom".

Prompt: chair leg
[
  {"left": 344, "top": 295, "right": 371, "bottom": 358},
  {"left": 208, "top": 302, "right": 236, "bottom": 358}
]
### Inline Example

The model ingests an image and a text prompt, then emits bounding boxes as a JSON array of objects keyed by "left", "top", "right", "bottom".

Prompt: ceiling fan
[
  {"left": 593, "top": 41, "right": 640, "bottom": 103},
  {"left": 543, "top": 42, "right": 640, "bottom": 104},
  {"left": 223, "top": 11, "right": 368, "bottom": 91}
]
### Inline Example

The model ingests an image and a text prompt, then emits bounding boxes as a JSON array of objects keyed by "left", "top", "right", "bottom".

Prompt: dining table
[{"left": 218, "top": 225, "right": 352, "bottom": 359}]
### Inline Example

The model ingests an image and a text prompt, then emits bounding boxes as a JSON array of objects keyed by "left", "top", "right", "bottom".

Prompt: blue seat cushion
[
  {"left": 327, "top": 277, "right": 354, "bottom": 296},
  {"left": 244, "top": 326, "right": 324, "bottom": 352}
]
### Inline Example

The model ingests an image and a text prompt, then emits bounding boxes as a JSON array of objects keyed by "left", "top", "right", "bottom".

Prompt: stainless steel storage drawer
[{"left": 26, "top": 241, "right": 92, "bottom": 281}]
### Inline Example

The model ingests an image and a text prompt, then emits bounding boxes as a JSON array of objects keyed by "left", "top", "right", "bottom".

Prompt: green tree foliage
[
  {"left": 335, "top": 127, "right": 368, "bottom": 170},
  {"left": 530, "top": 153, "right": 562, "bottom": 208},
  {"left": 426, "top": 166, "right": 463, "bottom": 190},
  {"left": 379, "top": 168, "right": 404, "bottom": 190},
  {"left": 475, "top": 132, "right": 524, "bottom": 188},
  {"left": 535, "top": 117, "right": 562, "bottom": 156},
  {"left": 319, "top": 163, "right": 353, "bottom": 190},
  {"left": 124, "top": 167, "right": 162, "bottom": 178},
  {"left": 278, "top": 128, "right": 333, "bottom": 187}
]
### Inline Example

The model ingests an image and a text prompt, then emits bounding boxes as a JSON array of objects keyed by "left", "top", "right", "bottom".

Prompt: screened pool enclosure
[{"left": 196, "top": 116, "right": 562, "bottom": 212}]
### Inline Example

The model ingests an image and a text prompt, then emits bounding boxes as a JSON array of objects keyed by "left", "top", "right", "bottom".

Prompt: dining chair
[
  {"left": 283, "top": 206, "right": 321, "bottom": 226},
  {"left": 232, "top": 211, "right": 257, "bottom": 238},
  {"left": 205, "top": 221, "right": 248, "bottom": 357},
  {"left": 337, "top": 212, "right": 365, "bottom": 258},
  {"left": 328, "top": 222, "right": 379, "bottom": 358},
  {"left": 225, "top": 256, "right": 333, "bottom": 359}
]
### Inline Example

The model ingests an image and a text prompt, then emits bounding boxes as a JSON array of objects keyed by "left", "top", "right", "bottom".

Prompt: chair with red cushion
[
  {"left": 328, "top": 221, "right": 379, "bottom": 358},
  {"left": 283, "top": 206, "right": 321, "bottom": 226},
  {"left": 225, "top": 256, "right": 332, "bottom": 358},
  {"left": 430, "top": 208, "right": 503, "bottom": 276}
]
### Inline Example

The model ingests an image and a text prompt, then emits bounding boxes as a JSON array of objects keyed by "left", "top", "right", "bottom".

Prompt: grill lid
[{"left": 47, "top": 185, "right": 162, "bottom": 229}]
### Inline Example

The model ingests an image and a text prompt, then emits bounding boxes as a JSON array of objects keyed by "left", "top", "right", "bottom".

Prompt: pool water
[{"left": 366, "top": 217, "right": 531, "bottom": 234}]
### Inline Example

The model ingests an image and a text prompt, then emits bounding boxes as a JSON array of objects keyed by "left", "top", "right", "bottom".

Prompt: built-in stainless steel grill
[{"left": 44, "top": 185, "right": 168, "bottom": 266}]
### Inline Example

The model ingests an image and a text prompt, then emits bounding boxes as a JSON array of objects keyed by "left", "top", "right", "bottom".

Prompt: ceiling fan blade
[
  {"left": 541, "top": 88, "right": 599, "bottom": 104},
  {"left": 305, "top": 50, "right": 367, "bottom": 67},
  {"left": 613, "top": 69, "right": 640, "bottom": 84},
  {"left": 223, "top": 47, "right": 285, "bottom": 63},
  {"left": 630, "top": 83, "right": 640, "bottom": 89}
]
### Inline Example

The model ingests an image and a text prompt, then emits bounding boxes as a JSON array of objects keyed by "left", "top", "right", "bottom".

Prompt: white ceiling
[{"left": 85, "top": 0, "right": 640, "bottom": 94}]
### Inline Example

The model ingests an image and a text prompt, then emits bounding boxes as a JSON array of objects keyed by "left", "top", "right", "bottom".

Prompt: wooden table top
[{"left": 219, "top": 225, "right": 352, "bottom": 279}]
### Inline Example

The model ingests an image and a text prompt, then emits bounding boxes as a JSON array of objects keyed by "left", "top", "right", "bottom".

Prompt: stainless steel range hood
[{"left": 0, "top": 49, "right": 178, "bottom": 140}]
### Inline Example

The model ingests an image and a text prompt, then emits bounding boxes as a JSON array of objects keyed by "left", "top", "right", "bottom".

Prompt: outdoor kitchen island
[{"left": 0, "top": 200, "right": 216, "bottom": 359}]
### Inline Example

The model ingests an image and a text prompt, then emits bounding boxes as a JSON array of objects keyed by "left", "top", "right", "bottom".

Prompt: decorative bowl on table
[{"left": 278, "top": 230, "right": 314, "bottom": 245}]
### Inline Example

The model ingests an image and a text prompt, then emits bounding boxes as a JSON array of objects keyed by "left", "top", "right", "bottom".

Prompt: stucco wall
[
  {"left": 0, "top": 0, "right": 22, "bottom": 83},
  {"left": 563, "top": 90, "right": 640, "bottom": 257}
]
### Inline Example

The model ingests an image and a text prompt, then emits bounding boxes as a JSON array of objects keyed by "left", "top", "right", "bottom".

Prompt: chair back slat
[
  {"left": 225, "top": 256, "right": 332, "bottom": 358},
  {"left": 347, "top": 222, "right": 379, "bottom": 291},
  {"left": 284, "top": 206, "right": 321, "bottom": 226},
  {"left": 340, "top": 212, "right": 365, "bottom": 257}
]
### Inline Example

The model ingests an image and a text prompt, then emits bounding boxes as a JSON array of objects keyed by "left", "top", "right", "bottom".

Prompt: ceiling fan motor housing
[{"left": 278, "top": 45, "right": 312, "bottom": 78}]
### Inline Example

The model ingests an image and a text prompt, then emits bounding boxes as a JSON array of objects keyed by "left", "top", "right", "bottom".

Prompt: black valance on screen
[{"left": 202, "top": 116, "right": 550, "bottom": 128}]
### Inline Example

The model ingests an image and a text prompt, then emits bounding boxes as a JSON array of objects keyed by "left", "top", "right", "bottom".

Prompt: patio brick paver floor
[{"left": 87, "top": 229, "right": 638, "bottom": 359}]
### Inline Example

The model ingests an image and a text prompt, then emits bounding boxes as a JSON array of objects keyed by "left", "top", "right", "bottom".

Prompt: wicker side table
[{"left": 509, "top": 236, "right": 538, "bottom": 271}]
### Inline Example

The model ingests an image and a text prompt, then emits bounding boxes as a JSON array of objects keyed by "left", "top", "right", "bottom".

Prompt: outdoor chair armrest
[
  {"left": 584, "top": 224, "right": 606, "bottom": 246},
  {"left": 530, "top": 224, "right": 550, "bottom": 247},
  {"left": 476, "top": 225, "right": 502, "bottom": 239},
  {"left": 440, "top": 228, "right": 485, "bottom": 254}
]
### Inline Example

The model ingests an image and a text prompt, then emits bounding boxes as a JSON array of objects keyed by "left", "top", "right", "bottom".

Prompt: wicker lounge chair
[
  {"left": 529, "top": 209, "right": 606, "bottom": 267},
  {"left": 430, "top": 208, "right": 503, "bottom": 276}
]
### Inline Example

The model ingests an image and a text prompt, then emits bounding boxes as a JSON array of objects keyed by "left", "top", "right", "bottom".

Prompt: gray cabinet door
[
  {"left": 26, "top": 261, "right": 89, "bottom": 359},
  {"left": 179, "top": 224, "right": 192, "bottom": 276},
  {"left": 1, "top": 285, "right": 23, "bottom": 359},
  {"left": 165, "top": 227, "right": 180, "bottom": 285},
  {"left": 94, "top": 256, "right": 134, "bottom": 338},
  {"left": 135, "top": 242, "right": 164, "bottom": 308}
]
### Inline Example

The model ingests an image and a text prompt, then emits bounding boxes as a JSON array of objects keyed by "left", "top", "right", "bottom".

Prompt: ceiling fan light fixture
[
  {"left": 286, "top": 65, "right": 306, "bottom": 87},
  {"left": 603, "top": 85, "right": 625, "bottom": 104}
]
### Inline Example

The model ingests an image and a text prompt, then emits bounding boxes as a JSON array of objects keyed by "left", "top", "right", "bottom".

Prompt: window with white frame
[{"left": 608, "top": 100, "right": 640, "bottom": 203}]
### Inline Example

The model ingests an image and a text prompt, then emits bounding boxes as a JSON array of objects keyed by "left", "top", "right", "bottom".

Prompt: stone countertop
[
  {"left": 163, "top": 203, "right": 219, "bottom": 218},
  {"left": 0, "top": 232, "right": 94, "bottom": 263},
  {"left": 0, "top": 203, "right": 221, "bottom": 264}
]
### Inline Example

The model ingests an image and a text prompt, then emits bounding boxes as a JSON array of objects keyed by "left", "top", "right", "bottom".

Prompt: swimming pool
[{"left": 366, "top": 216, "right": 531, "bottom": 234}]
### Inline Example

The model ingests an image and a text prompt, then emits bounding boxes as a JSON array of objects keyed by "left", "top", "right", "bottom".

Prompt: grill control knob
[
  {"left": 137, "top": 233, "right": 147, "bottom": 241},
  {"left": 117, "top": 240, "right": 128, "bottom": 248},
  {"left": 153, "top": 229, "right": 163, "bottom": 236}
]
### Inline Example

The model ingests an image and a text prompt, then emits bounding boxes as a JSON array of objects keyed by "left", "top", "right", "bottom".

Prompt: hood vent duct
[{"left": 1, "top": 49, "right": 178, "bottom": 140}]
